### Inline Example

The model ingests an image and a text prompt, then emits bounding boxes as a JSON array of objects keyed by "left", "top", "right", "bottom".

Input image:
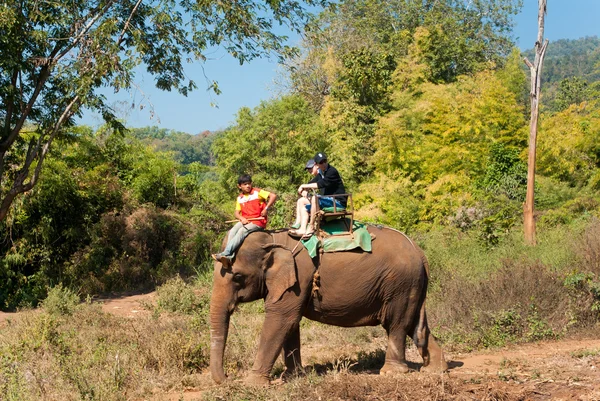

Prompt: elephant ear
[{"left": 261, "top": 245, "right": 297, "bottom": 303}]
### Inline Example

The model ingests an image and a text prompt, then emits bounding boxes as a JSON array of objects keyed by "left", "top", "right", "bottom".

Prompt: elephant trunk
[{"left": 209, "top": 291, "right": 232, "bottom": 384}]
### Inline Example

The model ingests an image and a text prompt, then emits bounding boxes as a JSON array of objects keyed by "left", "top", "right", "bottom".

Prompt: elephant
[{"left": 209, "top": 225, "right": 448, "bottom": 385}]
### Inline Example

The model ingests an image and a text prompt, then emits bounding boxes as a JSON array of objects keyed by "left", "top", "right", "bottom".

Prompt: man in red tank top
[{"left": 212, "top": 174, "right": 277, "bottom": 265}]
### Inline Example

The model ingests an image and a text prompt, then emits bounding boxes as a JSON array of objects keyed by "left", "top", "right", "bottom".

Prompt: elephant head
[{"left": 209, "top": 231, "right": 297, "bottom": 383}]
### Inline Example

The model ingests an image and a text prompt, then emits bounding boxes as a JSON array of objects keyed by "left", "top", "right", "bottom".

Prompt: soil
[{"left": 2, "top": 292, "right": 599, "bottom": 400}]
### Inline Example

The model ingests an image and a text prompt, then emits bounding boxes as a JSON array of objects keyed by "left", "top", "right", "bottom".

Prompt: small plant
[
  {"left": 570, "top": 348, "right": 600, "bottom": 358},
  {"left": 526, "top": 304, "right": 556, "bottom": 341},
  {"left": 42, "top": 283, "right": 80, "bottom": 316},
  {"left": 477, "top": 308, "right": 523, "bottom": 348},
  {"left": 156, "top": 275, "right": 198, "bottom": 314}
]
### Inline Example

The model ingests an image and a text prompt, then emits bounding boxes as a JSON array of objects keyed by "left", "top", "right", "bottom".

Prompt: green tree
[
  {"left": 555, "top": 77, "right": 594, "bottom": 111},
  {"left": 321, "top": 49, "right": 397, "bottom": 187},
  {"left": 537, "top": 102, "right": 600, "bottom": 186},
  {"left": 0, "top": 0, "right": 325, "bottom": 221},
  {"left": 289, "top": 0, "right": 521, "bottom": 97},
  {"left": 213, "top": 95, "right": 326, "bottom": 194},
  {"left": 374, "top": 57, "right": 527, "bottom": 184},
  {"left": 130, "top": 127, "right": 217, "bottom": 165}
]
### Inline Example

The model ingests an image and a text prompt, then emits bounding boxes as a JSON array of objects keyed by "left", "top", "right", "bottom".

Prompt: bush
[
  {"left": 42, "top": 284, "right": 80, "bottom": 316},
  {"left": 156, "top": 276, "right": 200, "bottom": 314},
  {"left": 430, "top": 260, "right": 567, "bottom": 349},
  {"left": 539, "top": 196, "right": 599, "bottom": 228}
]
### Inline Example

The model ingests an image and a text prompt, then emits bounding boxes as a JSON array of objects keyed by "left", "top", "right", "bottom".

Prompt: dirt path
[
  {"left": 159, "top": 339, "right": 600, "bottom": 401},
  {"left": 0, "top": 291, "right": 156, "bottom": 325}
]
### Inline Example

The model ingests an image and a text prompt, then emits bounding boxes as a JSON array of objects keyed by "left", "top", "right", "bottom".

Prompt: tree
[
  {"left": 285, "top": 0, "right": 522, "bottom": 109},
  {"left": 522, "top": 0, "right": 549, "bottom": 245},
  {"left": 212, "top": 95, "right": 326, "bottom": 194},
  {"left": 0, "top": 0, "right": 325, "bottom": 221},
  {"left": 555, "top": 77, "right": 592, "bottom": 111}
]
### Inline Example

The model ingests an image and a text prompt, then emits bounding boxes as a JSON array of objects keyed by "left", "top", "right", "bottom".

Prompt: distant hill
[
  {"left": 129, "top": 126, "right": 218, "bottom": 166},
  {"left": 522, "top": 36, "right": 600, "bottom": 110},
  {"left": 523, "top": 36, "right": 600, "bottom": 84}
]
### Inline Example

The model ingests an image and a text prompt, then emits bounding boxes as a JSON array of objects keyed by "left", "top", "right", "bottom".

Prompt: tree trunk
[{"left": 523, "top": 0, "right": 549, "bottom": 246}]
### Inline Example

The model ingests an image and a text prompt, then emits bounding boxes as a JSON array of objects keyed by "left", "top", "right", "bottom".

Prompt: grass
[
  {"left": 422, "top": 217, "right": 600, "bottom": 351},
  {"left": 0, "top": 302, "right": 211, "bottom": 400}
]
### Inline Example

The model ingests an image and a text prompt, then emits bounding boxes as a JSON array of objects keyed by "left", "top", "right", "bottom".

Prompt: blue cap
[{"left": 305, "top": 159, "right": 316, "bottom": 169}]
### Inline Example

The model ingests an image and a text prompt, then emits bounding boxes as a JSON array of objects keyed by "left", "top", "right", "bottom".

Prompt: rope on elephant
[
  {"left": 290, "top": 238, "right": 303, "bottom": 254},
  {"left": 311, "top": 270, "right": 320, "bottom": 297},
  {"left": 372, "top": 224, "right": 415, "bottom": 250},
  {"left": 311, "top": 248, "right": 325, "bottom": 298}
]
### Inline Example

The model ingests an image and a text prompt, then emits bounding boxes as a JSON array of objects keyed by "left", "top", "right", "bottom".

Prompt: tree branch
[
  {"left": 0, "top": 66, "right": 51, "bottom": 153},
  {"left": 29, "top": 96, "right": 80, "bottom": 190},
  {"left": 118, "top": 0, "right": 144, "bottom": 46},
  {"left": 56, "top": 1, "right": 116, "bottom": 61}
]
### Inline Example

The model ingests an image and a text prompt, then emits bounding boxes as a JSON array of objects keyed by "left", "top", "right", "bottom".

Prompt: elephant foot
[
  {"left": 380, "top": 361, "right": 410, "bottom": 376},
  {"left": 280, "top": 367, "right": 305, "bottom": 382},
  {"left": 420, "top": 359, "right": 448, "bottom": 374},
  {"left": 245, "top": 372, "right": 271, "bottom": 387}
]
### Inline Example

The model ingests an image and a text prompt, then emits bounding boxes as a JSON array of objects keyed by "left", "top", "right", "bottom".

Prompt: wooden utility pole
[{"left": 523, "top": 0, "right": 549, "bottom": 246}]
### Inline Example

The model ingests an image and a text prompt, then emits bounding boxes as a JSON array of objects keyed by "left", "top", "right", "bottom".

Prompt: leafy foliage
[
  {"left": 0, "top": 0, "right": 326, "bottom": 220},
  {"left": 0, "top": 126, "right": 227, "bottom": 309},
  {"left": 130, "top": 127, "right": 217, "bottom": 165},
  {"left": 537, "top": 101, "right": 600, "bottom": 186},
  {"left": 477, "top": 143, "right": 527, "bottom": 201},
  {"left": 374, "top": 59, "right": 527, "bottom": 185},
  {"left": 213, "top": 95, "right": 328, "bottom": 194}
]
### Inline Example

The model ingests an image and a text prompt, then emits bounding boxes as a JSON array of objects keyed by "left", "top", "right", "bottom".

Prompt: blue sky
[{"left": 80, "top": 1, "right": 600, "bottom": 134}]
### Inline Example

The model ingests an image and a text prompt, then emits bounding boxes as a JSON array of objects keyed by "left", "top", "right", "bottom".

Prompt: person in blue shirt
[{"left": 290, "top": 152, "right": 346, "bottom": 238}]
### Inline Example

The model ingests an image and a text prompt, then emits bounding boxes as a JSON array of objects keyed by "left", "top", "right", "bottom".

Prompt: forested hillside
[
  {"left": 1, "top": 0, "right": 599, "bottom": 347},
  {"left": 524, "top": 36, "right": 600, "bottom": 111}
]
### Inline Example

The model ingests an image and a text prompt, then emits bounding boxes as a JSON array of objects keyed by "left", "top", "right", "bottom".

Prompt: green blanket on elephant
[{"left": 300, "top": 219, "right": 372, "bottom": 258}]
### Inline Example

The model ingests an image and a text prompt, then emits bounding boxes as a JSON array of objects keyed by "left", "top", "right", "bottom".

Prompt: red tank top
[{"left": 237, "top": 188, "right": 268, "bottom": 228}]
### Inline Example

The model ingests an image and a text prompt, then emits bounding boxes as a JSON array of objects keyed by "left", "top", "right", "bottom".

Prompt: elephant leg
[
  {"left": 412, "top": 312, "right": 448, "bottom": 373},
  {"left": 414, "top": 330, "right": 448, "bottom": 373},
  {"left": 246, "top": 314, "right": 299, "bottom": 386},
  {"left": 380, "top": 326, "right": 409, "bottom": 375},
  {"left": 281, "top": 325, "right": 303, "bottom": 379}
]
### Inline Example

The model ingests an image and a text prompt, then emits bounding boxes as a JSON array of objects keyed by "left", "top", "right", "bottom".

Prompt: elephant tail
[
  {"left": 413, "top": 247, "right": 430, "bottom": 350},
  {"left": 420, "top": 247, "right": 430, "bottom": 280}
]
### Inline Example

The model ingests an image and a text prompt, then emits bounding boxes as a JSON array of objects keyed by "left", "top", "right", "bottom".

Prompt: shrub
[
  {"left": 42, "top": 284, "right": 80, "bottom": 316},
  {"left": 430, "top": 260, "right": 565, "bottom": 349},
  {"left": 477, "top": 143, "right": 527, "bottom": 201},
  {"left": 156, "top": 276, "right": 200, "bottom": 314}
]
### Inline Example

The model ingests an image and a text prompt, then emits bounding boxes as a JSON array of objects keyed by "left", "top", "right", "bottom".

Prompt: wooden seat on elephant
[{"left": 314, "top": 193, "right": 354, "bottom": 235}]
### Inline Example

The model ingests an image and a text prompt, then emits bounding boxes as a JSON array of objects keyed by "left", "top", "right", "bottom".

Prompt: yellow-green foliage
[
  {"left": 537, "top": 101, "right": 600, "bottom": 185},
  {"left": 375, "top": 61, "right": 527, "bottom": 184},
  {"left": 41, "top": 284, "right": 80, "bottom": 316},
  {"left": 354, "top": 173, "right": 421, "bottom": 230}
]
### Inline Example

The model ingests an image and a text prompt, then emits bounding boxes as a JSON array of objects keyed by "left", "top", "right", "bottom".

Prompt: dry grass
[
  {"left": 579, "top": 217, "right": 600, "bottom": 275},
  {"left": 0, "top": 302, "right": 210, "bottom": 400}
]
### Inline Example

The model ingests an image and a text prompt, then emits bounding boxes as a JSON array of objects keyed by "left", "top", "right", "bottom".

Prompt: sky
[{"left": 79, "top": 1, "right": 600, "bottom": 135}]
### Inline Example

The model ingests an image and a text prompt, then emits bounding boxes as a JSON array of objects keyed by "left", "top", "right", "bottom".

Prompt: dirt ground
[{"left": 2, "top": 293, "right": 599, "bottom": 400}]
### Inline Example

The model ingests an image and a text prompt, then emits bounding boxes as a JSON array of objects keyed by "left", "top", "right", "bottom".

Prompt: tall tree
[
  {"left": 285, "top": 0, "right": 522, "bottom": 110},
  {"left": 522, "top": 0, "right": 549, "bottom": 245},
  {"left": 0, "top": 0, "right": 324, "bottom": 221}
]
